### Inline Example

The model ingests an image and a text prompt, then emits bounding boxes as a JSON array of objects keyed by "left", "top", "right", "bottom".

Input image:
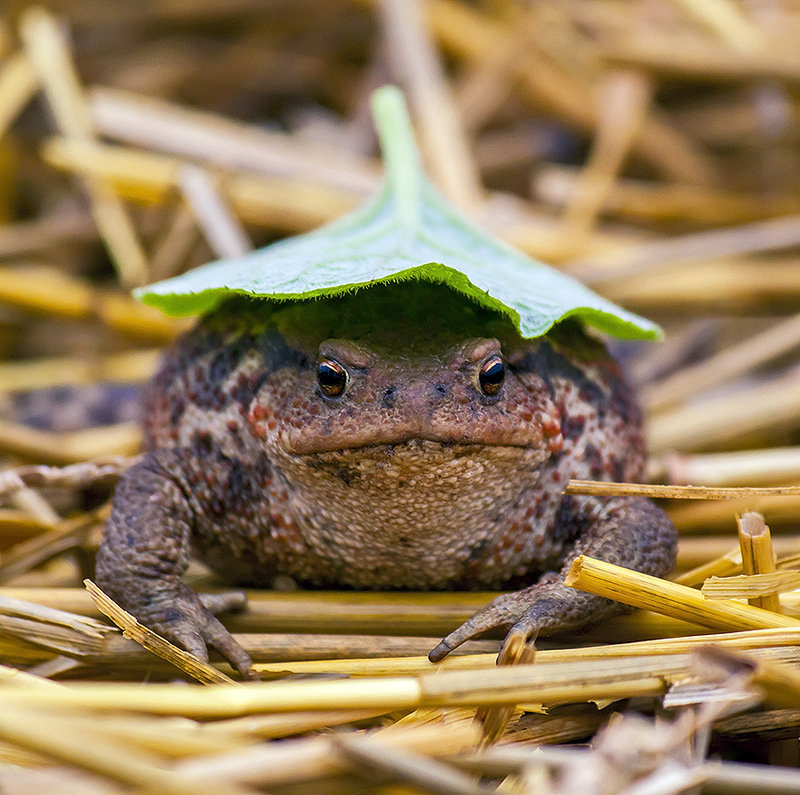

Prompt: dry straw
[
  {"left": 565, "top": 555, "right": 800, "bottom": 632},
  {"left": 1, "top": 0, "right": 800, "bottom": 790}
]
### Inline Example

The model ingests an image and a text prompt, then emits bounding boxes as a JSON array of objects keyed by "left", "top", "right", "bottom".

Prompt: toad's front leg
[
  {"left": 95, "top": 449, "right": 256, "bottom": 678},
  {"left": 429, "top": 495, "right": 677, "bottom": 661}
]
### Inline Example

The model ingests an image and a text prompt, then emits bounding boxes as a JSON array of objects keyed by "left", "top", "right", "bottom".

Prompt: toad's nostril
[
  {"left": 433, "top": 383, "right": 448, "bottom": 398},
  {"left": 381, "top": 386, "right": 397, "bottom": 409}
]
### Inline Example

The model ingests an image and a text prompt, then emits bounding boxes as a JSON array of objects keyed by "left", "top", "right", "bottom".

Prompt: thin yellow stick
[
  {"left": 85, "top": 580, "right": 237, "bottom": 685},
  {"left": 0, "top": 704, "right": 255, "bottom": 795},
  {"left": 42, "top": 136, "right": 359, "bottom": 230},
  {"left": 0, "top": 349, "right": 159, "bottom": 392},
  {"left": 0, "top": 265, "right": 183, "bottom": 341},
  {"left": 176, "top": 720, "right": 482, "bottom": 788},
  {"left": 655, "top": 446, "right": 800, "bottom": 489},
  {"left": 565, "top": 480, "right": 800, "bottom": 499},
  {"left": 0, "top": 51, "right": 38, "bottom": 139},
  {"left": 699, "top": 647, "right": 800, "bottom": 713},
  {"left": 601, "top": 34, "right": 800, "bottom": 82},
  {"left": 670, "top": 0, "right": 764, "bottom": 52},
  {"left": 544, "top": 167, "right": 800, "bottom": 231},
  {"left": 0, "top": 207, "right": 96, "bottom": 258},
  {"left": 0, "top": 655, "right": 679, "bottom": 717},
  {"left": 673, "top": 545, "right": 742, "bottom": 587},
  {"left": 604, "top": 258, "right": 800, "bottom": 315},
  {"left": 643, "top": 315, "right": 800, "bottom": 412},
  {"left": 668, "top": 494, "right": 800, "bottom": 533},
  {"left": 380, "top": 0, "right": 483, "bottom": 212},
  {"left": 561, "top": 69, "right": 652, "bottom": 238},
  {"left": 19, "top": 7, "right": 148, "bottom": 287},
  {"left": 453, "top": 13, "right": 528, "bottom": 132},
  {"left": 178, "top": 165, "right": 252, "bottom": 259},
  {"left": 252, "top": 627, "right": 800, "bottom": 678},
  {"left": 0, "top": 419, "right": 141, "bottom": 464},
  {"left": 701, "top": 572, "right": 800, "bottom": 600},
  {"left": 89, "top": 86, "right": 380, "bottom": 197}
]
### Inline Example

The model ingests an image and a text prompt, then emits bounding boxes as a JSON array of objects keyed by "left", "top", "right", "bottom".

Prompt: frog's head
[{"left": 249, "top": 332, "right": 563, "bottom": 461}]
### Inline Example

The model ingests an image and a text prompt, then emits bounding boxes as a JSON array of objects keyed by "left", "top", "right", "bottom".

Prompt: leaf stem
[{"left": 370, "top": 85, "right": 422, "bottom": 233}]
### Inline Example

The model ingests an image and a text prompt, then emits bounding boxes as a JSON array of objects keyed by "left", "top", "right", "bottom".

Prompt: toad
[{"left": 96, "top": 283, "right": 677, "bottom": 676}]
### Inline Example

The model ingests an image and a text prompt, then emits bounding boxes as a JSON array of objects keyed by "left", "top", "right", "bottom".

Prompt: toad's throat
[{"left": 274, "top": 438, "right": 548, "bottom": 590}]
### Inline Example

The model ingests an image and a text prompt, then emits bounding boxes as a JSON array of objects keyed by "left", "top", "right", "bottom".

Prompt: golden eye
[
  {"left": 478, "top": 355, "right": 504, "bottom": 396},
  {"left": 317, "top": 358, "right": 348, "bottom": 398}
]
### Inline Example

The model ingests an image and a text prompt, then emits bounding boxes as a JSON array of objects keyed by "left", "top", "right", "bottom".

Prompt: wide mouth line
[{"left": 293, "top": 437, "right": 532, "bottom": 456}]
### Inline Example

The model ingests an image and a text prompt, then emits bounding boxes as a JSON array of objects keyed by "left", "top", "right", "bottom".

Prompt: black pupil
[
  {"left": 479, "top": 356, "right": 504, "bottom": 395},
  {"left": 317, "top": 359, "right": 346, "bottom": 396}
]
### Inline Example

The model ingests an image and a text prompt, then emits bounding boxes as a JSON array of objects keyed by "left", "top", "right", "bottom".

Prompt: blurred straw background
[{"left": 1, "top": 0, "right": 800, "bottom": 792}]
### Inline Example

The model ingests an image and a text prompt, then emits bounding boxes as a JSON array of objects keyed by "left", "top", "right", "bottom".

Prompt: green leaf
[{"left": 135, "top": 86, "right": 661, "bottom": 341}]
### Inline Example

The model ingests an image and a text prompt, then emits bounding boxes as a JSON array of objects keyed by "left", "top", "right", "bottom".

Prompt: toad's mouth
[
  {"left": 286, "top": 434, "right": 535, "bottom": 457},
  {"left": 279, "top": 414, "right": 545, "bottom": 457},
  {"left": 286, "top": 436, "right": 538, "bottom": 462}
]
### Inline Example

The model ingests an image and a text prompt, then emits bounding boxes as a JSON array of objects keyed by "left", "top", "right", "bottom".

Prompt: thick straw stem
[
  {"left": 565, "top": 555, "right": 800, "bottom": 632},
  {"left": 738, "top": 512, "right": 781, "bottom": 612}
]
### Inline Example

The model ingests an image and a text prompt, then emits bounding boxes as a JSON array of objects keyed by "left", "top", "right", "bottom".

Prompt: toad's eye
[
  {"left": 317, "top": 358, "right": 348, "bottom": 398},
  {"left": 478, "top": 355, "right": 504, "bottom": 396}
]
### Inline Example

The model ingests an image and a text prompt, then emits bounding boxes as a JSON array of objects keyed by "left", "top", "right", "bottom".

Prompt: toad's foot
[
  {"left": 428, "top": 574, "right": 611, "bottom": 662},
  {"left": 142, "top": 584, "right": 254, "bottom": 678}
]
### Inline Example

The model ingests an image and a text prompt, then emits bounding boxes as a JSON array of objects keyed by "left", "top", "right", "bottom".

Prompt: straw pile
[{"left": 1, "top": 1, "right": 800, "bottom": 792}]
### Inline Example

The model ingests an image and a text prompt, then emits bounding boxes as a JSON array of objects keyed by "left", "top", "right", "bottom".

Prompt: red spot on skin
[
  {"left": 285, "top": 526, "right": 297, "bottom": 542},
  {"left": 227, "top": 420, "right": 239, "bottom": 432},
  {"left": 251, "top": 423, "right": 266, "bottom": 439},
  {"left": 548, "top": 436, "right": 564, "bottom": 453},
  {"left": 542, "top": 414, "right": 561, "bottom": 438}
]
